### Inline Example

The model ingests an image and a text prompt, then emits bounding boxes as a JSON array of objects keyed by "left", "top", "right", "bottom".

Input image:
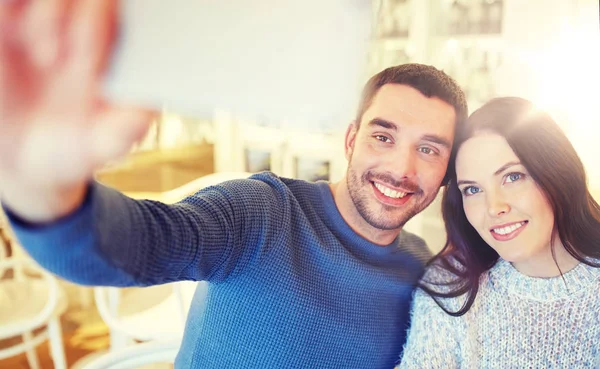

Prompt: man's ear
[{"left": 344, "top": 121, "right": 358, "bottom": 161}]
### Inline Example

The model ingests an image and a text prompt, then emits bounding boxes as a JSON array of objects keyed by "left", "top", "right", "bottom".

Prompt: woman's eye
[
  {"left": 462, "top": 186, "right": 480, "bottom": 196},
  {"left": 506, "top": 172, "right": 523, "bottom": 183}
]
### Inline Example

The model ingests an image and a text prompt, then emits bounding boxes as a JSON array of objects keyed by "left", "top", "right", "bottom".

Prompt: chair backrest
[
  {"left": 80, "top": 339, "right": 181, "bottom": 369},
  {"left": 0, "top": 213, "right": 42, "bottom": 281},
  {"left": 0, "top": 210, "right": 10, "bottom": 261},
  {"left": 0, "top": 257, "right": 60, "bottom": 339},
  {"left": 94, "top": 279, "right": 205, "bottom": 344},
  {"left": 0, "top": 209, "right": 62, "bottom": 339}
]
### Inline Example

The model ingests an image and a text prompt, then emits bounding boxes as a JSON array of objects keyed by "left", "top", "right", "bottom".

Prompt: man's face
[{"left": 345, "top": 84, "right": 456, "bottom": 231}]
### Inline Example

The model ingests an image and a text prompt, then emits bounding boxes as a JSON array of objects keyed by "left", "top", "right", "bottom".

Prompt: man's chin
[{"left": 362, "top": 213, "right": 412, "bottom": 231}]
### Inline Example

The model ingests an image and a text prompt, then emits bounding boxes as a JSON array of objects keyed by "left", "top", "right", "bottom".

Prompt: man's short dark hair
[{"left": 356, "top": 63, "right": 468, "bottom": 129}]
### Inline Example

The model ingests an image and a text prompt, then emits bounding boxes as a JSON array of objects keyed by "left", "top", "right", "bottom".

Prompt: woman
[{"left": 398, "top": 97, "right": 600, "bottom": 368}]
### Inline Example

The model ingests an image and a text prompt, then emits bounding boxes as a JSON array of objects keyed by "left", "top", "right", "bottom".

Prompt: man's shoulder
[
  {"left": 397, "top": 229, "right": 428, "bottom": 248},
  {"left": 248, "top": 172, "right": 327, "bottom": 203},
  {"left": 198, "top": 171, "right": 302, "bottom": 200},
  {"left": 397, "top": 230, "right": 432, "bottom": 265},
  {"left": 218, "top": 172, "right": 328, "bottom": 218},
  {"left": 179, "top": 172, "right": 298, "bottom": 214},
  {"left": 248, "top": 172, "right": 316, "bottom": 192}
]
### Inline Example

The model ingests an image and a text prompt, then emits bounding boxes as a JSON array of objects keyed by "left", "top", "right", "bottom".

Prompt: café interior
[{"left": 0, "top": 0, "right": 599, "bottom": 368}]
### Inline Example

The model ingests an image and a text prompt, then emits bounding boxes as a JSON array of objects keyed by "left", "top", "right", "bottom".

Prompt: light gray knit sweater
[{"left": 398, "top": 259, "right": 600, "bottom": 368}]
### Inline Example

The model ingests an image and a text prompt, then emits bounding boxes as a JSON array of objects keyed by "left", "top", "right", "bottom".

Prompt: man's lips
[{"left": 371, "top": 181, "right": 414, "bottom": 206}]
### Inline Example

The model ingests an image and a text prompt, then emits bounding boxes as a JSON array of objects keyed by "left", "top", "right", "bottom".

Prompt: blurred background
[{"left": 1, "top": 0, "right": 599, "bottom": 367}]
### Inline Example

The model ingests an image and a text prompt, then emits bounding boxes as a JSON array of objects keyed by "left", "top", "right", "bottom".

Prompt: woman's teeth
[{"left": 492, "top": 221, "right": 526, "bottom": 235}]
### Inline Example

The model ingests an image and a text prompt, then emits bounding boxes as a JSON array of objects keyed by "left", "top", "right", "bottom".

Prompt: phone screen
[{"left": 103, "top": 0, "right": 372, "bottom": 126}]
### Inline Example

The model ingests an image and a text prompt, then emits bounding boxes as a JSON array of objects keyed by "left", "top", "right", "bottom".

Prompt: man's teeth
[
  {"left": 374, "top": 182, "right": 407, "bottom": 199},
  {"left": 492, "top": 222, "right": 526, "bottom": 235}
]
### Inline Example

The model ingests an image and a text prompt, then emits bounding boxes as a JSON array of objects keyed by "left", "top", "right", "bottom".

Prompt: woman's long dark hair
[{"left": 421, "top": 97, "right": 600, "bottom": 316}]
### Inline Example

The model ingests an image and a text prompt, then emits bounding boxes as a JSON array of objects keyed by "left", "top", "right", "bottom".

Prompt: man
[{"left": 0, "top": 1, "right": 467, "bottom": 368}]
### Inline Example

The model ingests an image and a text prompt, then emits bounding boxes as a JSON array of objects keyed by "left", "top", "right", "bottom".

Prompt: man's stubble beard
[{"left": 345, "top": 160, "right": 437, "bottom": 231}]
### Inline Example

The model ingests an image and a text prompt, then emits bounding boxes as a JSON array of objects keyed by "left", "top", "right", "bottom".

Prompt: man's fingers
[
  {"left": 0, "top": 0, "right": 26, "bottom": 32},
  {"left": 40, "top": 0, "right": 118, "bottom": 119},
  {"left": 66, "top": 0, "right": 117, "bottom": 78},
  {"left": 0, "top": 0, "right": 28, "bottom": 119},
  {"left": 22, "top": 0, "right": 72, "bottom": 69},
  {"left": 88, "top": 106, "right": 155, "bottom": 167}
]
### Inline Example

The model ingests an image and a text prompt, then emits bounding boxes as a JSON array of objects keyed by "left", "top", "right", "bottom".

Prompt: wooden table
[{"left": 96, "top": 144, "right": 214, "bottom": 201}]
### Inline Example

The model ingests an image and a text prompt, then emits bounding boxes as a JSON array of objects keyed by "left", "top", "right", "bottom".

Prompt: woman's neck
[{"left": 513, "top": 243, "right": 580, "bottom": 278}]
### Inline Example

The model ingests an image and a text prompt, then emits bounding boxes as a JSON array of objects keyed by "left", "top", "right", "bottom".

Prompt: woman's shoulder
[
  {"left": 420, "top": 256, "right": 466, "bottom": 287},
  {"left": 414, "top": 256, "right": 472, "bottom": 313}
]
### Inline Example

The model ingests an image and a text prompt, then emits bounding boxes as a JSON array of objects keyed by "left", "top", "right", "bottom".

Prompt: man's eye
[
  {"left": 374, "top": 135, "right": 391, "bottom": 143},
  {"left": 417, "top": 147, "right": 436, "bottom": 155}
]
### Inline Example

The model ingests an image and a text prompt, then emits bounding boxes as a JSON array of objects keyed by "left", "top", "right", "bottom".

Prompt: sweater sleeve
[
  {"left": 5, "top": 174, "right": 288, "bottom": 287},
  {"left": 396, "top": 274, "right": 462, "bottom": 368}
]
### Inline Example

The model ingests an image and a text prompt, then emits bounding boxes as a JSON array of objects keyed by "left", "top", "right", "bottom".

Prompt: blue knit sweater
[{"left": 8, "top": 172, "right": 430, "bottom": 368}]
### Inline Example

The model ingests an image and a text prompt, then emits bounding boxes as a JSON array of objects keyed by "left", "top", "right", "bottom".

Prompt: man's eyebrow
[
  {"left": 367, "top": 118, "right": 398, "bottom": 131},
  {"left": 421, "top": 134, "right": 451, "bottom": 150}
]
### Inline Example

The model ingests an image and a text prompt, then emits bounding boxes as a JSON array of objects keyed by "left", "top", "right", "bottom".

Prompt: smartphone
[{"left": 102, "top": 0, "right": 372, "bottom": 124}]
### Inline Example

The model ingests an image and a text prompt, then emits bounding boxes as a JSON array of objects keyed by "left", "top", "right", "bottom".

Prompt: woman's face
[{"left": 455, "top": 132, "right": 556, "bottom": 273}]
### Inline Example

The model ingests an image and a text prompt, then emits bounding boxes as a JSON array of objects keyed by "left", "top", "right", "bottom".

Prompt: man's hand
[{"left": 0, "top": 0, "right": 154, "bottom": 221}]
